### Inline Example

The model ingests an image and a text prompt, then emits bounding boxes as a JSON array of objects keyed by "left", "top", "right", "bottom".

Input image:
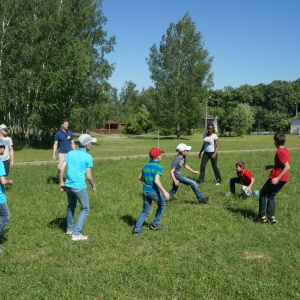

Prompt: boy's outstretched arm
[{"left": 183, "top": 163, "right": 200, "bottom": 175}]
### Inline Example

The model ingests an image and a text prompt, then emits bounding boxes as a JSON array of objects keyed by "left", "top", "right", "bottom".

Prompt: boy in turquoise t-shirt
[
  {"left": 0, "top": 140, "right": 14, "bottom": 251},
  {"left": 59, "top": 134, "right": 97, "bottom": 241}
]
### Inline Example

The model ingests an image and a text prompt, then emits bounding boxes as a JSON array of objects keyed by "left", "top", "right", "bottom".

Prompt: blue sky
[{"left": 102, "top": 0, "right": 300, "bottom": 93}]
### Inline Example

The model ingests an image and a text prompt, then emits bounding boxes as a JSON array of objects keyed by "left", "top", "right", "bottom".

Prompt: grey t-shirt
[{"left": 171, "top": 155, "right": 186, "bottom": 179}]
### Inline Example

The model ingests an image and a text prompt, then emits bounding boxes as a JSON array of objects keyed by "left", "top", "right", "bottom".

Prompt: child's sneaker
[
  {"left": 259, "top": 216, "right": 268, "bottom": 223},
  {"left": 133, "top": 228, "right": 144, "bottom": 235},
  {"left": 198, "top": 197, "right": 209, "bottom": 204},
  {"left": 253, "top": 190, "right": 260, "bottom": 197},
  {"left": 71, "top": 234, "right": 88, "bottom": 241},
  {"left": 225, "top": 192, "right": 232, "bottom": 197},
  {"left": 150, "top": 223, "right": 164, "bottom": 230},
  {"left": 269, "top": 216, "right": 277, "bottom": 224}
]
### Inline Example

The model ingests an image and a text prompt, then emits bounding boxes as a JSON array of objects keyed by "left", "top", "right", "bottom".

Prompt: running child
[{"left": 169, "top": 143, "right": 209, "bottom": 204}]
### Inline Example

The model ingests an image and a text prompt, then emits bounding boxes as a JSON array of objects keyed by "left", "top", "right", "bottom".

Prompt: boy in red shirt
[
  {"left": 229, "top": 161, "right": 255, "bottom": 197},
  {"left": 258, "top": 133, "right": 290, "bottom": 224}
]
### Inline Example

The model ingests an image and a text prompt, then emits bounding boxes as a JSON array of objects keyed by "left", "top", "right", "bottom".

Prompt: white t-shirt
[
  {"left": 203, "top": 133, "right": 218, "bottom": 153},
  {"left": 0, "top": 137, "right": 13, "bottom": 161}
]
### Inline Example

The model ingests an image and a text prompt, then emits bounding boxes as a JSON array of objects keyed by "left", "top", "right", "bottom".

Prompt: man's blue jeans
[
  {"left": 135, "top": 191, "right": 166, "bottom": 230},
  {"left": 0, "top": 202, "right": 10, "bottom": 236},
  {"left": 66, "top": 188, "right": 90, "bottom": 235},
  {"left": 169, "top": 176, "right": 202, "bottom": 199}
]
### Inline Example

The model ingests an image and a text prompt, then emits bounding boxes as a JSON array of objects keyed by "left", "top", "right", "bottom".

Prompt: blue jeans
[
  {"left": 230, "top": 177, "right": 241, "bottom": 194},
  {"left": 0, "top": 202, "right": 10, "bottom": 236},
  {"left": 169, "top": 176, "right": 202, "bottom": 199},
  {"left": 258, "top": 179, "right": 286, "bottom": 218},
  {"left": 135, "top": 191, "right": 166, "bottom": 230},
  {"left": 66, "top": 188, "right": 90, "bottom": 235}
]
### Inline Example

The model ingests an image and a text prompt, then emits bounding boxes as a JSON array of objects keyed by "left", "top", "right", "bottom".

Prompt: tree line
[
  {"left": 117, "top": 78, "right": 300, "bottom": 137},
  {"left": 1, "top": 3, "right": 298, "bottom": 145},
  {"left": 0, "top": 0, "right": 115, "bottom": 144}
]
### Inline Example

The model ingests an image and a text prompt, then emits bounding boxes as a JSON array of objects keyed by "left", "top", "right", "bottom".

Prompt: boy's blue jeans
[
  {"left": 169, "top": 176, "right": 202, "bottom": 199},
  {"left": 0, "top": 202, "right": 10, "bottom": 236},
  {"left": 258, "top": 179, "right": 286, "bottom": 218},
  {"left": 135, "top": 191, "right": 166, "bottom": 230},
  {"left": 66, "top": 188, "right": 90, "bottom": 235}
]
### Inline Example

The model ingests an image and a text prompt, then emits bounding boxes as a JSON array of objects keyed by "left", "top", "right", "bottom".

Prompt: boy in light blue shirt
[{"left": 59, "top": 134, "right": 97, "bottom": 241}]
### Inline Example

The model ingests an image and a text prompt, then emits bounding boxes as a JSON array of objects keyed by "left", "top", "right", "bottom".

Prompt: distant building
[
  {"left": 202, "top": 115, "right": 218, "bottom": 132},
  {"left": 95, "top": 120, "right": 125, "bottom": 134},
  {"left": 290, "top": 118, "right": 300, "bottom": 134}
]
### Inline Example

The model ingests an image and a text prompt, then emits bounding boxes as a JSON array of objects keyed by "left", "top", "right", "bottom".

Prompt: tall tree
[
  {"left": 147, "top": 13, "right": 213, "bottom": 139},
  {"left": 118, "top": 81, "right": 139, "bottom": 121},
  {"left": 0, "top": 0, "right": 115, "bottom": 144},
  {"left": 231, "top": 103, "right": 255, "bottom": 136}
]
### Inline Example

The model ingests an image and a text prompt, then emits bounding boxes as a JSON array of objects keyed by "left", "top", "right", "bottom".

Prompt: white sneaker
[
  {"left": 71, "top": 234, "right": 88, "bottom": 241},
  {"left": 66, "top": 231, "right": 73, "bottom": 235}
]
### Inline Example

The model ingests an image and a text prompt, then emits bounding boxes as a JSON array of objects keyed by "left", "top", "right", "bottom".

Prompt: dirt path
[{"left": 14, "top": 148, "right": 300, "bottom": 166}]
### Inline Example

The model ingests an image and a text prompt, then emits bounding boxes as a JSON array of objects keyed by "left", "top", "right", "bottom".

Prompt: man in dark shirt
[{"left": 52, "top": 119, "right": 75, "bottom": 176}]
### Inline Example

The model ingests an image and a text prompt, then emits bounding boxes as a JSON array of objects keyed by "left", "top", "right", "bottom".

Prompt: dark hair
[
  {"left": 207, "top": 123, "right": 215, "bottom": 133},
  {"left": 235, "top": 161, "right": 245, "bottom": 168},
  {"left": 61, "top": 119, "right": 69, "bottom": 124},
  {"left": 274, "top": 133, "right": 286, "bottom": 146}
]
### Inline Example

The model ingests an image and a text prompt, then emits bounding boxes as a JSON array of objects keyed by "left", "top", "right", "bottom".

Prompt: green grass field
[{"left": 2, "top": 133, "right": 300, "bottom": 299}]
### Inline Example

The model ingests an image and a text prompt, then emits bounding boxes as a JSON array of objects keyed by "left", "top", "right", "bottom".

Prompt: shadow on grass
[
  {"left": 120, "top": 214, "right": 151, "bottom": 228},
  {"left": 47, "top": 176, "right": 59, "bottom": 184},
  {"left": 0, "top": 234, "right": 8, "bottom": 244},
  {"left": 226, "top": 207, "right": 258, "bottom": 222},
  {"left": 179, "top": 199, "right": 199, "bottom": 205},
  {"left": 48, "top": 217, "right": 66, "bottom": 232},
  {"left": 120, "top": 214, "right": 137, "bottom": 227}
]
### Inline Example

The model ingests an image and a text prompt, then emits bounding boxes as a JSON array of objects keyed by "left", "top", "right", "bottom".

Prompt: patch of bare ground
[{"left": 243, "top": 251, "right": 271, "bottom": 260}]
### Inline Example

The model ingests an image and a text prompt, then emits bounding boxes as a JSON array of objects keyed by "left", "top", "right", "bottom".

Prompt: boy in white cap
[
  {"left": 169, "top": 143, "right": 209, "bottom": 204},
  {"left": 59, "top": 134, "right": 97, "bottom": 241},
  {"left": 0, "top": 139, "right": 14, "bottom": 251}
]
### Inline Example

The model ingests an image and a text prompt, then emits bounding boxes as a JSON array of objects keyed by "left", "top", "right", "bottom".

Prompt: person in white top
[
  {"left": 197, "top": 123, "right": 222, "bottom": 185},
  {"left": 0, "top": 124, "right": 14, "bottom": 177}
]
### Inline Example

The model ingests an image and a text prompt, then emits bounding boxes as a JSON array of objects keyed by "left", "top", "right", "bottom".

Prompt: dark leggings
[{"left": 198, "top": 152, "right": 222, "bottom": 183}]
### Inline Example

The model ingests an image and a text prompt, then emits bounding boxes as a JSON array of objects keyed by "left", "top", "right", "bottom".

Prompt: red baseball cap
[{"left": 149, "top": 148, "right": 164, "bottom": 159}]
